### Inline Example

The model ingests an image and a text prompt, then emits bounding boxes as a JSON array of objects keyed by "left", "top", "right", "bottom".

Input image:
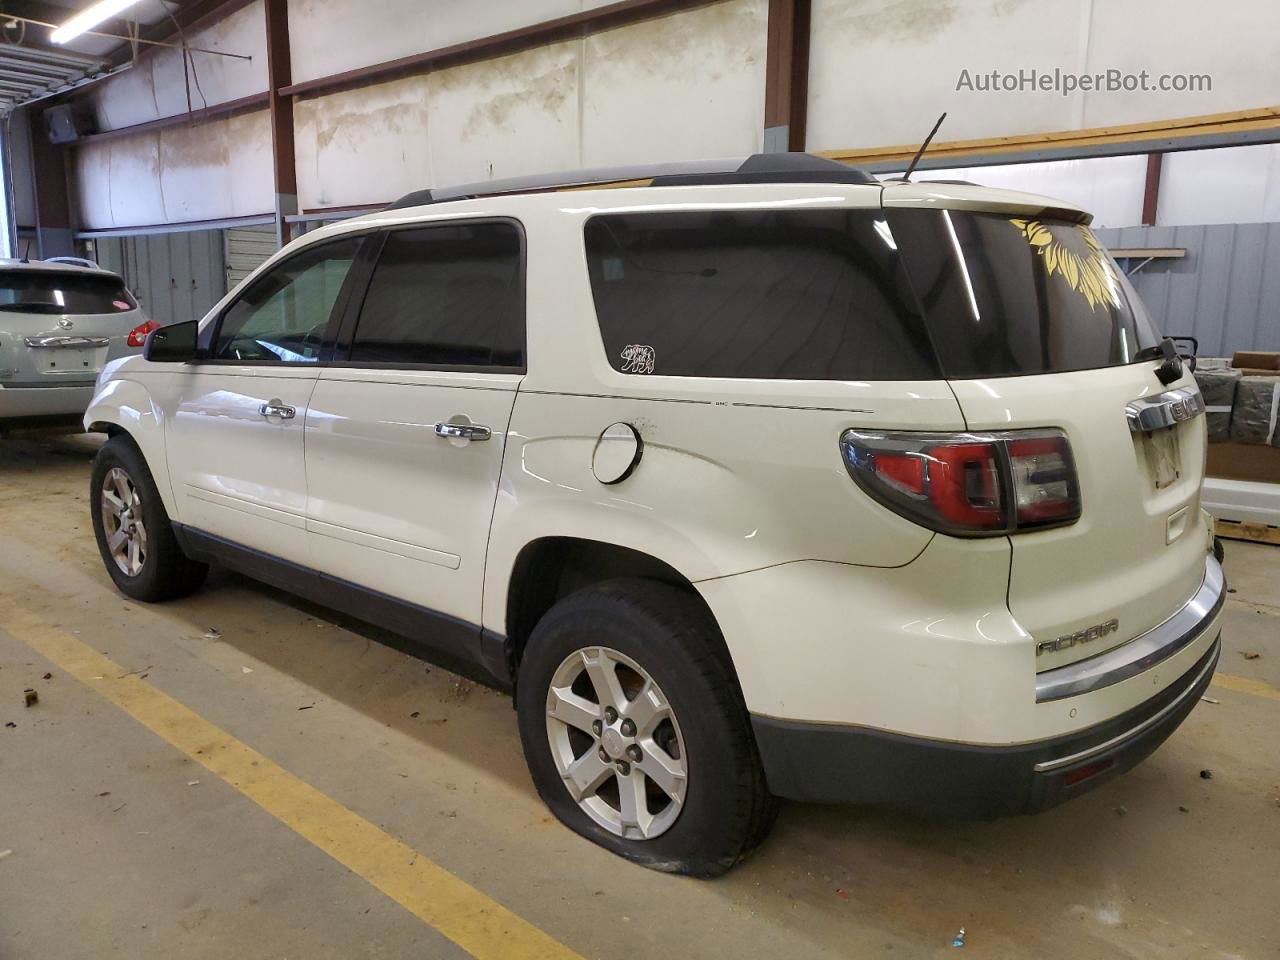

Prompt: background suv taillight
[
  {"left": 840, "top": 428, "right": 1081, "bottom": 537},
  {"left": 127, "top": 319, "right": 159, "bottom": 348}
]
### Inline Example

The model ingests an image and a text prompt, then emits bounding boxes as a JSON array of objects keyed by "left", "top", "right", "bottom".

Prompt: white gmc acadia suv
[{"left": 84, "top": 154, "right": 1224, "bottom": 876}]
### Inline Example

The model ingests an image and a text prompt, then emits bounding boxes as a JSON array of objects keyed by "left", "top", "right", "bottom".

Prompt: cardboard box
[
  {"left": 1207, "top": 442, "right": 1280, "bottom": 484},
  {"left": 1231, "top": 351, "right": 1280, "bottom": 371}
]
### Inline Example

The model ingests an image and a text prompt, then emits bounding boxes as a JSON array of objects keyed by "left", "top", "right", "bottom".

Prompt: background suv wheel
[
  {"left": 90, "top": 435, "right": 208, "bottom": 602},
  {"left": 515, "top": 578, "right": 776, "bottom": 876}
]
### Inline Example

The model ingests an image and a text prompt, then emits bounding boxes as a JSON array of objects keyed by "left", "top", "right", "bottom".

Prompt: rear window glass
[
  {"left": 0, "top": 272, "right": 136, "bottom": 315},
  {"left": 349, "top": 222, "right": 524, "bottom": 368},
  {"left": 583, "top": 210, "right": 939, "bottom": 381},
  {"left": 887, "top": 211, "right": 1160, "bottom": 379}
]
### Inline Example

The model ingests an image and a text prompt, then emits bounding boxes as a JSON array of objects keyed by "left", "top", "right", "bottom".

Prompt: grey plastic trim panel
[
  {"left": 1033, "top": 635, "right": 1220, "bottom": 773},
  {"left": 1035, "top": 556, "right": 1224, "bottom": 704}
]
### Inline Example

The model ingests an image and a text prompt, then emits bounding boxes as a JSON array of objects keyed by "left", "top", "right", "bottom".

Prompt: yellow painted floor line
[
  {"left": 2, "top": 600, "right": 582, "bottom": 960},
  {"left": 1212, "top": 672, "right": 1280, "bottom": 702}
]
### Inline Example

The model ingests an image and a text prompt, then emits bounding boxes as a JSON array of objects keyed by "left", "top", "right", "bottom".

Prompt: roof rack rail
[{"left": 385, "top": 153, "right": 876, "bottom": 211}]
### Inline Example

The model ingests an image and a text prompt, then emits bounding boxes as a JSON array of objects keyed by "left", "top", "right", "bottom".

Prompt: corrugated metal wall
[
  {"left": 1097, "top": 223, "right": 1280, "bottom": 357},
  {"left": 225, "top": 225, "right": 278, "bottom": 289},
  {"left": 93, "top": 230, "right": 227, "bottom": 326}
]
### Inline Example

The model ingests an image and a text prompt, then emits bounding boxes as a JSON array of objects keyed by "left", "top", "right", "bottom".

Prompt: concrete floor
[{"left": 1, "top": 428, "right": 1277, "bottom": 960}]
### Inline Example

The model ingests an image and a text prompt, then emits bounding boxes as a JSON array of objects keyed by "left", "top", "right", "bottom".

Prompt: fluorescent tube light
[{"left": 51, "top": 0, "right": 144, "bottom": 44}]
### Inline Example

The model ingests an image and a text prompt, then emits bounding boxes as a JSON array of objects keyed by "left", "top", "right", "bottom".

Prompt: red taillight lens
[
  {"left": 126, "top": 319, "right": 160, "bottom": 348},
  {"left": 841, "top": 429, "right": 1080, "bottom": 537}
]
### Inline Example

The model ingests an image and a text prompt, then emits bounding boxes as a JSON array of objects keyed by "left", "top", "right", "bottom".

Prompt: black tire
[
  {"left": 1213, "top": 536, "right": 1226, "bottom": 564},
  {"left": 516, "top": 578, "right": 776, "bottom": 877},
  {"left": 90, "top": 434, "right": 207, "bottom": 602}
]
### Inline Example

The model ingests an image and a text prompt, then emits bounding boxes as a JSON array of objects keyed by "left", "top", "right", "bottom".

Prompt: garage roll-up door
[{"left": 226, "top": 226, "right": 278, "bottom": 291}]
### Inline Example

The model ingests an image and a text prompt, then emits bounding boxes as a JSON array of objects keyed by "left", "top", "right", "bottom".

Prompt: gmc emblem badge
[{"left": 1036, "top": 618, "right": 1120, "bottom": 656}]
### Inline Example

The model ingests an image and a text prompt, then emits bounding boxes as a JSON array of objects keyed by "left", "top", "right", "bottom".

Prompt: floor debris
[
  {"left": 241, "top": 667, "right": 253, "bottom": 674},
  {"left": 203, "top": 628, "right": 222, "bottom": 641},
  {"left": 1241, "top": 650, "right": 1262, "bottom": 660},
  {"left": 41, "top": 672, "right": 51, "bottom": 680},
  {"left": 1179, "top": 805, "right": 1190, "bottom": 813},
  {"left": 1201, "top": 696, "right": 1221, "bottom": 704},
  {"left": 951, "top": 927, "right": 966, "bottom": 948},
  {"left": 23, "top": 688, "right": 37, "bottom": 707},
  {"left": 4, "top": 721, "right": 15, "bottom": 728},
  {"left": 298, "top": 704, "right": 315, "bottom": 711},
  {"left": 187, "top": 780, "right": 201, "bottom": 787},
  {"left": 1200, "top": 769, "right": 1214, "bottom": 780},
  {"left": 0, "top": 850, "right": 12, "bottom": 861}
]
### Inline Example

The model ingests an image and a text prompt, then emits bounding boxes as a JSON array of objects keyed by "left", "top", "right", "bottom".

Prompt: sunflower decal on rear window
[{"left": 1009, "top": 218, "right": 1122, "bottom": 312}]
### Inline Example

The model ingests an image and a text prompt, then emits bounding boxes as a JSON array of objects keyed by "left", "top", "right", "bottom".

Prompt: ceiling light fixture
[{"left": 51, "top": 0, "right": 144, "bottom": 45}]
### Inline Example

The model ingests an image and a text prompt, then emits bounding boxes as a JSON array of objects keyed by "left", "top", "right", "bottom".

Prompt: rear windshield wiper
[{"left": 1132, "top": 340, "right": 1174, "bottom": 364}]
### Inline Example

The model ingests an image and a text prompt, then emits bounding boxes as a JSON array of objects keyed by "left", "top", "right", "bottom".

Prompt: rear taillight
[
  {"left": 126, "top": 319, "right": 159, "bottom": 348},
  {"left": 840, "top": 429, "right": 1081, "bottom": 537}
]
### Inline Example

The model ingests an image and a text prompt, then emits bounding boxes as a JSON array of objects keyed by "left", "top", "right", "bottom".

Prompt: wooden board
[{"left": 1216, "top": 518, "right": 1280, "bottom": 546}]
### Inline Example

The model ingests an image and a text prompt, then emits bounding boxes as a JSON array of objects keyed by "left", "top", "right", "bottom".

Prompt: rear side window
[
  {"left": 348, "top": 221, "right": 524, "bottom": 368},
  {"left": 886, "top": 210, "right": 1160, "bottom": 379},
  {"left": 0, "top": 271, "right": 135, "bottom": 315},
  {"left": 583, "top": 210, "right": 939, "bottom": 381}
]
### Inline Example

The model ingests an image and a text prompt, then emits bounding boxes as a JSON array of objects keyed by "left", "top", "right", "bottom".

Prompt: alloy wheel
[
  {"left": 101, "top": 466, "right": 148, "bottom": 577},
  {"left": 545, "top": 646, "right": 688, "bottom": 840}
]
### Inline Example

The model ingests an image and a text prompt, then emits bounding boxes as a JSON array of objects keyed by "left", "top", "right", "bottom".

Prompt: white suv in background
[
  {"left": 84, "top": 154, "right": 1224, "bottom": 876},
  {"left": 0, "top": 258, "right": 151, "bottom": 428}
]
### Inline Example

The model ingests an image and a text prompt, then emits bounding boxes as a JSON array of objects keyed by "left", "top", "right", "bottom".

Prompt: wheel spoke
[
  {"left": 616, "top": 769, "right": 654, "bottom": 838},
  {"left": 547, "top": 685, "right": 600, "bottom": 734},
  {"left": 101, "top": 491, "right": 125, "bottom": 518},
  {"left": 134, "top": 519, "right": 148, "bottom": 549},
  {"left": 581, "top": 648, "right": 627, "bottom": 712},
  {"left": 127, "top": 537, "right": 141, "bottom": 575},
  {"left": 112, "top": 472, "right": 132, "bottom": 506},
  {"left": 562, "top": 750, "right": 611, "bottom": 802},
  {"left": 624, "top": 680, "right": 671, "bottom": 737},
  {"left": 107, "top": 528, "right": 128, "bottom": 552},
  {"left": 637, "top": 743, "right": 686, "bottom": 801}
]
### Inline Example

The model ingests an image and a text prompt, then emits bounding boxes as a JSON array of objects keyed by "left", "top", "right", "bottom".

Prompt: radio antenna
[{"left": 902, "top": 112, "right": 947, "bottom": 182}]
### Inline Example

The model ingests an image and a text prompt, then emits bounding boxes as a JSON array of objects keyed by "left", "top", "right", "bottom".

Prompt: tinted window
[
  {"left": 214, "top": 237, "right": 359, "bottom": 363},
  {"left": 348, "top": 222, "right": 523, "bottom": 367},
  {"left": 583, "top": 210, "right": 939, "bottom": 381},
  {"left": 0, "top": 271, "right": 136, "bottom": 315},
  {"left": 887, "top": 210, "right": 1160, "bottom": 379}
]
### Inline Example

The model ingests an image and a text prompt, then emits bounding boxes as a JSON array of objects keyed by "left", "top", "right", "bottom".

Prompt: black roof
[{"left": 386, "top": 153, "right": 876, "bottom": 210}]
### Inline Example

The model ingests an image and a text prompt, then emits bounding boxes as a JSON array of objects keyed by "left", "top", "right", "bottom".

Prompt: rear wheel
[
  {"left": 90, "top": 435, "right": 207, "bottom": 602},
  {"left": 516, "top": 579, "right": 776, "bottom": 876}
]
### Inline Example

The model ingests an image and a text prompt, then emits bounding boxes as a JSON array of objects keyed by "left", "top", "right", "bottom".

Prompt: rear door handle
[
  {"left": 434, "top": 420, "right": 491, "bottom": 442},
  {"left": 259, "top": 399, "right": 296, "bottom": 420}
]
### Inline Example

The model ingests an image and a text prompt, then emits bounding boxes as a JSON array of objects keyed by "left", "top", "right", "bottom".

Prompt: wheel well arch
[
  {"left": 502, "top": 537, "right": 730, "bottom": 676},
  {"left": 87, "top": 421, "right": 127, "bottom": 437}
]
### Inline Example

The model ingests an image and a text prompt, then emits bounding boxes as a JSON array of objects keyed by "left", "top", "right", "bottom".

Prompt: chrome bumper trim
[
  {"left": 1035, "top": 556, "right": 1225, "bottom": 703},
  {"left": 24, "top": 335, "right": 110, "bottom": 349},
  {"left": 1034, "top": 637, "right": 1219, "bottom": 773}
]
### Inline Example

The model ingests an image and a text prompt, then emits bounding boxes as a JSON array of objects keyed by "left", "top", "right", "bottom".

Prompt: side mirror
[{"left": 143, "top": 319, "right": 201, "bottom": 363}]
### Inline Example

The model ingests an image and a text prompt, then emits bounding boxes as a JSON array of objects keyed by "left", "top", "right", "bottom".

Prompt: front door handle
[
  {"left": 434, "top": 420, "right": 491, "bottom": 442},
  {"left": 259, "top": 399, "right": 296, "bottom": 420}
]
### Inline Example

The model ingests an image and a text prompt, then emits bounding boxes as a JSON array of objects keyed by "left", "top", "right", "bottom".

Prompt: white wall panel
[
  {"left": 808, "top": 0, "right": 1087, "bottom": 152},
  {"left": 294, "top": 0, "right": 768, "bottom": 209},
  {"left": 428, "top": 42, "right": 580, "bottom": 187},
  {"left": 287, "top": 0, "right": 581, "bottom": 84},
  {"left": 89, "top": 0, "right": 268, "bottom": 131},
  {"left": 295, "top": 75, "right": 433, "bottom": 210},
  {"left": 1159, "top": 144, "right": 1280, "bottom": 226},
  {"left": 74, "top": 111, "right": 272, "bottom": 230},
  {"left": 580, "top": 0, "right": 768, "bottom": 166},
  {"left": 809, "top": 0, "right": 1280, "bottom": 154}
]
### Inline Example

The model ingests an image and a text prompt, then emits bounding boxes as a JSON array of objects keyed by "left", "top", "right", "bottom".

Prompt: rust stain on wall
[{"left": 822, "top": 0, "right": 959, "bottom": 45}]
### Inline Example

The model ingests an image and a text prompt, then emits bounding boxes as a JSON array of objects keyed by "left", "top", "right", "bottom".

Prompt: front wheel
[
  {"left": 90, "top": 435, "right": 207, "bottom": 602},
  {"left": 516, "top": 579, "right": 776, "bottom": 876}
]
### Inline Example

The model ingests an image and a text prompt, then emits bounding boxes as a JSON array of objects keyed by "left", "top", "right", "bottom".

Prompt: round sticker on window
[{"left": 112, "top": 300, "right": 132, "bottom": 311}]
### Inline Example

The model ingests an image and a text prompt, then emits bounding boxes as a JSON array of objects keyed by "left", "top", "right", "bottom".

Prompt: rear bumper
[
  {"left": 753, "top": 636, "right": 1220, "bottom": 816},
  {"left": 0, "top": 383, "right": 95, "bottom": 421}
]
